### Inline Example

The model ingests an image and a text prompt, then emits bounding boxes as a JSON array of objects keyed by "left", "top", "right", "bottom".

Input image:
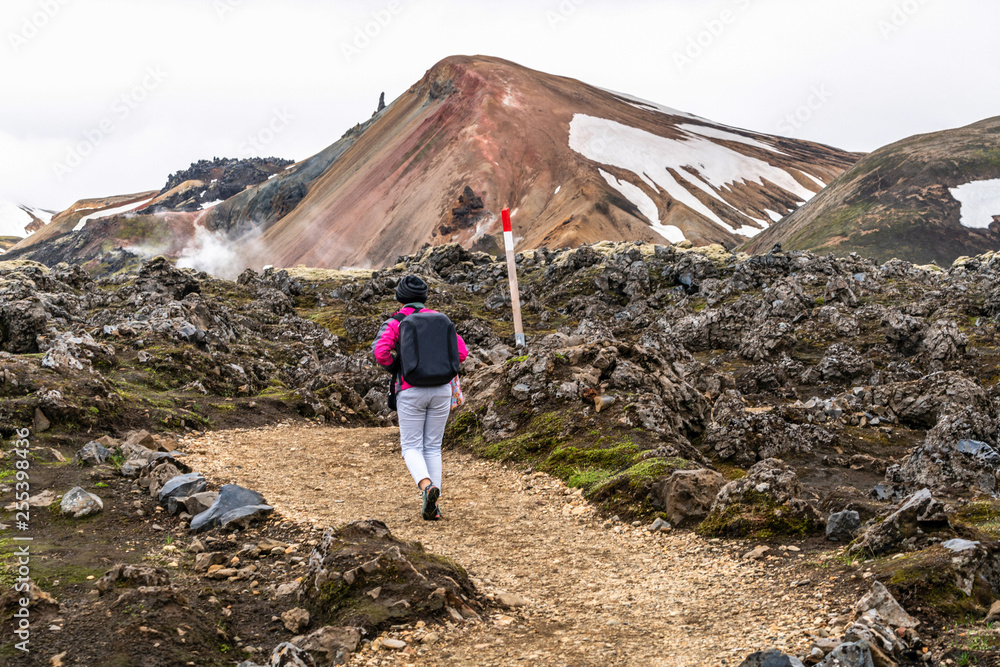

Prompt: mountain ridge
[{"left": 742, "top": 115, "right": 1000, "bottom": 264}]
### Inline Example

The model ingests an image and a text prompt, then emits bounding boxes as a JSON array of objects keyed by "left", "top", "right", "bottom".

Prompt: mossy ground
[
  {"left": 696, "top": 489, "right": 823, "bottom": 539},
  {"left": 445, "top": 408, "right": 697, "bottom": 519},
  {"left": 873, "top": 546, "right": 996, "bottom": 622}
]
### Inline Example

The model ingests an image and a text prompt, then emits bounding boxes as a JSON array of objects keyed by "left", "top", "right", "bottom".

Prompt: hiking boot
[{"left": 421, "top": 485, "right": 440, "bottom": 521}]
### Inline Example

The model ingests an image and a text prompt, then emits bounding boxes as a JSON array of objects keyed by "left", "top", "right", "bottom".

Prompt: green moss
[
  {"left": 209, "top": 403, "right": 236, "bottom": 412},
  {"left": 697, "top": 489, "right": 822, "bottom": 538},
  {"left": 714, "top": 463, "right": 747, "bottom": 481},
  {"left": 953, "top": 501, "right": 1000, "bottom": 539},
  {"left": 882, "top": 546, "right": 994, "bottom": 618},
  {"left": 567, "top": 469, "right": 611, "bottom": 488},
  {"left": 540, "top": 442, "right": 640, "bottom": 479}
]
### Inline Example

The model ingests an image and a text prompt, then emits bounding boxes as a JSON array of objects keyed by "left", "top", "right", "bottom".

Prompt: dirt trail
[{"left": 182, "top": 423, "right": 854, "bottom": 667}]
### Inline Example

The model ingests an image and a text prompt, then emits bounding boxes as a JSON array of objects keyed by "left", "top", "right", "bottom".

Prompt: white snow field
[
  {"left": 0, "top": 199, "right": 52, "bottom": 237},
  {"left": 568, "top": 114, "right": 818, "bottom": 237},
  {"left": 950, "top": 178, "right": 1000, "bottom": 229},
  {"left": 598, "top": 169, "right": 684, "bottom": 243},
  {"left": 73, "top": 198, "right": 153, "bottom": 232}
]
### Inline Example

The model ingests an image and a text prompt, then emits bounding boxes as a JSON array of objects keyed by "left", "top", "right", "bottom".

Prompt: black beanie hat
[{"left": 395, "top": 275, "right": 428, "bottom": 303}]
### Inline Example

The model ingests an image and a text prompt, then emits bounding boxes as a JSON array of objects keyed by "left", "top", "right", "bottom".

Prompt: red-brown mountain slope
[{"left": 209, "top": 55, "right": 862, "bottom": 270}]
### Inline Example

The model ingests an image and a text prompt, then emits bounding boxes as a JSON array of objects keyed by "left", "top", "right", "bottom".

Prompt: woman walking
[{"left": 372, "top": 275, "right": 468, "bottom": 520}]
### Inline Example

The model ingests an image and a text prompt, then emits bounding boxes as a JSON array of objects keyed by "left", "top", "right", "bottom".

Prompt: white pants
[{"left": 396, "top": 384, "right": 452, "bottom": 490}]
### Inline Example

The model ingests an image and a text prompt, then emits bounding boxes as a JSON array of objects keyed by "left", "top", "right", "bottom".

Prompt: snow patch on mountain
[
  {"left": 0, "top": 200, "right": 51, "bottom": 237},
  {"left": 598, "top": 168, "right": 685, "bottom": 243},
  {"left": 74, "top": 198, "right": 154, "bottom": 232},
  {"left": 568, "top": 114, "right": 816, "bottom": 234},
  {"left": 950, "top": 178, "right": 1000, "bottom": 229},
  {"left": 677, "top": 123, "right": 785, "bottom": 155}
]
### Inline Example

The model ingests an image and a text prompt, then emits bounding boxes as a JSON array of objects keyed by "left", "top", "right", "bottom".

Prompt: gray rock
[
  {"left": 217, "top": 505, "right": 274, "bottom": 531},
  {"left": 738, "top": 649, "right": 805, "bottom": 667},
  {"left": 816, "top": 641, "right": 874, "bottom": 667},
  {"left": 281, "top": 607, "right": 311, "bottom": 633},
  {"left": 851, "top": 488, "right": 949, "bottom": 556},
  {"left": 75, "top": 441, "right": 112, "bottom": 466},
  {"left": 649, "top": 517, "right": 671, "bottom": 533},
  {"left": 60, "top": 487, "right": 103, "bottom": 518},
  {"left": 267, "top": 642, "right": 317, "bottom": 667},
  {"left": 95, "top": 564, "right": 171, "bottom": 594},
  {"left": 293, "top": 625, "right": 361, "bottom": 665},
  {"left": 652, "top": 468, "right": 724, "bottom": 526},
  {"left": 194, "top": 552, "right": 228, "bottom": 573},
  {"left": 708, "top": 458, "right": 824, "bottom": 531},
  {"left": 190, "top": 484, "right": 269, "bottom": 532},
  {"left": 853, "top": 581, "right": 919, "bottom": 628},
  {"left": 885, "top": 407, "right": 1000, "bottom": 495},
  {"left": 184, "top": 491, "right": 218, "bottom": 516},
  {"left": 825, "top": 510, "right": 861, "bottom": 542},
  {"left": 157, "top": 472, "right": 207, "bottom": 504},
  {"left": 957, "top": 439, "right": 1000, "bottom": 464}
]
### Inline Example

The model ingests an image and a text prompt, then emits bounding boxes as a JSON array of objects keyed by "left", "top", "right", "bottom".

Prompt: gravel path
[{"left": 182, "top": 422, "right": 854, "bottom": 666}]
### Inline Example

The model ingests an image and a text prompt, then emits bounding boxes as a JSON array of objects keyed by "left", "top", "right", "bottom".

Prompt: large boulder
[
  {"left": 917, "top": 319, "right": 968, "bottom": 370},
  {"left": 700, "top": 459, "right": 824, "bottom": 537},
  {"left": 298, "top": 519, "right": 481, "bottom": 631},
  {"left": 884, "top": 407, "right": 1000, "bottom": 496},
  {"left": 652, "top": 468, "right": 725, "bottom": 526},
  {"left": 825, "top": 510, "right": 861, "bottom": 543},
  {"left": 872, "top": 371, "right": 991, "bottom": 429},
  {"left": 702, "top": 391, "right": 834, "bottom": 464},
  {"left": 851, "top": 489, "right": 950, "bottom": 556}
]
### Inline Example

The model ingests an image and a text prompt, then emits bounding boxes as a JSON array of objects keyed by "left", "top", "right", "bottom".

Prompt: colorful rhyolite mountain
[
  {"left": 206, "top": 55, "right": 861, "bottom": 269},
  {"left": 7, "top": 56, "right": 862, "bottom": 273}
]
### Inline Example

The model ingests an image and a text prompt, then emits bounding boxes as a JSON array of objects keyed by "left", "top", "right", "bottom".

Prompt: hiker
[{"left": 372, "top": 275, "right": 468, "bottom": 520}]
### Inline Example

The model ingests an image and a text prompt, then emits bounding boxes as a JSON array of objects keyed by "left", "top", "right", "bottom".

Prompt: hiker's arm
[
  {"left": 373, "top": 320, "right": 399, "bottom": 367},
  {"left": 456, "top": 333, "right": 469, "bottom": 363}
]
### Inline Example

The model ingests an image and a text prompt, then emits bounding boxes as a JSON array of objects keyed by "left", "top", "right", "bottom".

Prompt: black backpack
[{"left": 393, "top": 310, "right": 460, "bottom": 387}]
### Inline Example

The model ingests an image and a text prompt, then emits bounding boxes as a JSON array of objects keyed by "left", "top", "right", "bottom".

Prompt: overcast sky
[{"left": 2, "top": 0, "right": 998, "bottom": 210}]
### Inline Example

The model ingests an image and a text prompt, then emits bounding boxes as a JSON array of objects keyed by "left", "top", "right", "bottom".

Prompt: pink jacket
[{"left": 372, "top": 306, "right": 468, "bottom": 391}]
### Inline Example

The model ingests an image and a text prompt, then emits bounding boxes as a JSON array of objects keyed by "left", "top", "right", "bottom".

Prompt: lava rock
[
  {"left": 95, "top": 564, "right": 171, "bottom": 594},
  {"left": 157, "top": 472, "right": 207, "bottom": 504},
  {"left": 816, "top": 641, "right": 874, "bottom": 667},
  {"left": 851, "top": 489, "right": 949, "bottom": 556},
  {"left": 190, "top": 484, "right": 272, "bottom": 532},
  {"left": 853, "top": 581, "right": 919, "bottom": 628},
  {"left": 825, "top": 510, "right": 861, "bottom": 543},
  {"left": 75, "top": 440, "right": 112, "bottom": 466},
  {"left": 60, "top": 487, "right": 103, "bottom": 518},
  {"left": 738, "top": 649, "right": 805, "bottom": 667},
  {"left": 652, "top": 468, "right": 725, "bottom": 526}
]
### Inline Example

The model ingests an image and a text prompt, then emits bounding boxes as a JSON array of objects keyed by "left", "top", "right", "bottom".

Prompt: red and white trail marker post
[{"left": 501, "top": 207, "right": 525, "bottom": 348}]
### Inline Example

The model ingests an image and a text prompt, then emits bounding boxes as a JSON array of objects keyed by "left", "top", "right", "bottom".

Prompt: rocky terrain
[
  {"left": 743, "top": 115, "right": 1000, "bottom": 266},
  {"left": 143, "top": 157, "right": 295, "bottom": 214},
  {"left": 2, "top": 241, "right": 1000, "bottom": 664}
]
